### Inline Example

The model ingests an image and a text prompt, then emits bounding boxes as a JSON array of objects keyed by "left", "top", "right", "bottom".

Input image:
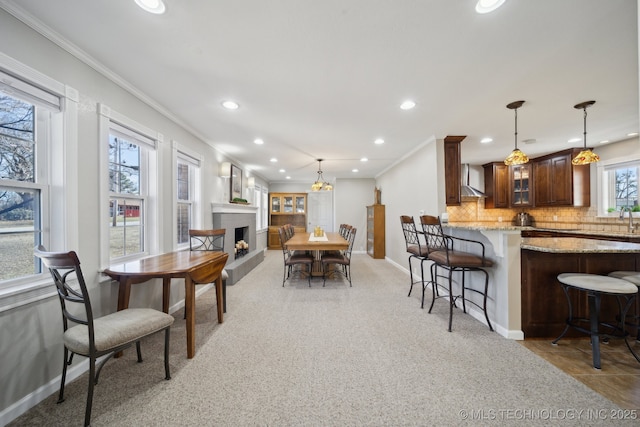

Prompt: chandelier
[
  {"left": 311, "top": 159, "right": 333, "bottom": 191},
  {"left": 504, "top": 100, "right": 529, "bottom": 165}
]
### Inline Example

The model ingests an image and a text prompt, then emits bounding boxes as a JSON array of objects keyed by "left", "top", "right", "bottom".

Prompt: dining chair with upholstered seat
[
  {"left": 321, "top": 227, "right": 356, "bottom": 286},
  {"left": 420, "top": 215, "right": 494, "bottom": 332},
  {"left": 189, "top": 229, "right": 228, "bottom": 313},
  {"left": 400, "top": 215, "right": 430, "bottom": 297},
  {"left": 278, "top": 226, "right": 314, "bottom": 286},
  {"left": 34, "top": 246, "right": 174, "bottom": 427}
]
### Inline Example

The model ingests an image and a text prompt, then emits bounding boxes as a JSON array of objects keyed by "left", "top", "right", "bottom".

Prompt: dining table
[
  {"left": 103, "top": 250, "right": 228, "bottom": 359},
  {"left": 285, "top": 231, "right": 349, "bottom": 276}
]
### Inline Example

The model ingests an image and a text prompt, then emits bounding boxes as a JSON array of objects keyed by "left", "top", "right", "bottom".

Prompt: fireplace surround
[{"left": 211, "top": 203, "right": 264, "bottom": 284}]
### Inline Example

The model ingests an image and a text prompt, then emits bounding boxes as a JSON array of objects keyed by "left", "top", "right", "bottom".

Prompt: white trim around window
[{"left": 172, "top": 140, "right": 202, "bottom": 250}]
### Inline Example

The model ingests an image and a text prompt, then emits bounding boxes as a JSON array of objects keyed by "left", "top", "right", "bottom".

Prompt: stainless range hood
[{"left": 461, "top": 164, "right": 486, "bottom": 198}]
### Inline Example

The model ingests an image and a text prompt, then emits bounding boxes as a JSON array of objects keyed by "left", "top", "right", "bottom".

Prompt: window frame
[
  {"left": 596, "top": 155, "right": 640, "bottom": 217},
  {"left": 0, "top": 52, "right": 78, "bottom": 311},
  {"left": 99, "top": 103, "right": 160, "bottom": 269},
  {"left": 172, "top": 141, "right": 202, "bottom": 250}
]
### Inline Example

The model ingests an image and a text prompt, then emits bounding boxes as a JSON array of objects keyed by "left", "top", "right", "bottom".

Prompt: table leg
[
  {"left": 115, "top": 278, "right": 132, "bottom": 358},
  {"left": 215, "top": 273, "right": 224, "bottom": 323},
  {"left": 162, "top": 278, "right": 171, "bottom": 313},
  {"left": 185, "top": 276, "right": 195, "bottom": 359},
  {"left": 589, "top": 293, "right": 601, "bottom": 369}
]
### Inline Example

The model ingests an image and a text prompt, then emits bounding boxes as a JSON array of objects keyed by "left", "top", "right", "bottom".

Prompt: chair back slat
[
  {"left": 419, "top": 215, "right": 450, "bottom": 255},
  {"left": 189, "top": 229, "right": 225, "bottom": 252}
]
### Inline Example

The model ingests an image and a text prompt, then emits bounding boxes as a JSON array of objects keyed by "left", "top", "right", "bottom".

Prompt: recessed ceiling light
[
  {"left": 352, "top": 169, "right": 359, "bottom": 173},
  {"left": 270, "top": 158, "right": 277, "bottom": 162},
  {"left": 523, "top": 138, "right": 537, "bottom": 145},
  {"left": 221, "top": 100, "right": 239, "bottom": 110},
  {"left": 628, "top": 132, "right": 639, "bottom": 137},
  {"left": 135, "top": 0, "right": 166, "bottom": 14},
  {"left": 400, "top": 100, "right": 416, "bottom": 110},
  {"left": 480, "top": 137, "right": 493, "bottom": 144},
  {"left": 599, "top": 140, "right": 609, "bottom": 144},
  {"left": 568, "top": 137, "right": 581, "bottom": 144},
  {"left": 279, "top": 169, "right": 285, "bottom": 173},
  {"left": 360, "top": 157, "right": 368, "bottom": 162},
  {"left": 475, "top": 0, "right": 506, "bottom": 14},
  {"left": 286, "top": 176, "right": 291, "bottom": 180},
  {"left": 374, "top": 138, "right": 385, "bottom": 145},
  {"left": 254, "top": 138, "right": 264, "bottom": 145}
]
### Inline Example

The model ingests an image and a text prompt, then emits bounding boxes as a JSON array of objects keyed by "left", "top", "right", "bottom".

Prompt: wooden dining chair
[
  {"left": 34, "top": 246, "right": 174, "bottom": 427},
  {"left": 189, "top": 229, "right": 228, "bottom": 313}
]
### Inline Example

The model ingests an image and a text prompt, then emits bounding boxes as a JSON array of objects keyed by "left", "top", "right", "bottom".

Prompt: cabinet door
[
  {"left": 270, "top": 195, "right": 281, "bottom": 213},
  {"left": 444, "top": 137, "right": 462, "bottom": 206},
  {"left": 511, "top": 164, "right": 532, "bottom": 207},
  {"left": 283, "top": 196, "right": 293, "bottom": 213},
  {"left": 295, "top": 195, "right": 306, "bottom": 213},
  {"left": 551, "top": 154, "right": 572, "bottom": 205},
  {"left": 483, "top": 162, "right": 509, "bottom": 208},
  {"left": 533, "top": 159, "right": 552, "bottom": 206}
]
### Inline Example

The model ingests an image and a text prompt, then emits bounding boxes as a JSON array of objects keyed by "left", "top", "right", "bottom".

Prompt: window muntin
[{"left": 0, "top": 89, "right": 52, "bottom": 286}]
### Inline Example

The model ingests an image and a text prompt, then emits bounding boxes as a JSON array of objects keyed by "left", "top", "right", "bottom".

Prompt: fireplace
[{"left": 211, "top": 203, "right": 264, "bottom": 285}]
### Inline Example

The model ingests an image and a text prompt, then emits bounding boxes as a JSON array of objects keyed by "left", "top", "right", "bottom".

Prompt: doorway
[{"left": 307, "top": 191, "right": 334, "bottom": 232}]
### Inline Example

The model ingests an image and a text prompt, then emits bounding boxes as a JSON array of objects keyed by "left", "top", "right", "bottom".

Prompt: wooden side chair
[
  {"left": 34, "top": 246, "right": 174, "bottom": 427},
  {"left": 189, "top": 229, "right": 228, "bottom": 313}
]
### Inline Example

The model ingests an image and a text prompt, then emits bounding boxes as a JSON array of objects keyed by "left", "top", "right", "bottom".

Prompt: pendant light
[
  {"left": 311, "top": 159, "right": 333, "bottom": 191},
  {"left": 571, "top": 100, "right": 599, "bottom": 165},
  {"left": 504, "top": 100, "right": 529, "bottom": 165}
]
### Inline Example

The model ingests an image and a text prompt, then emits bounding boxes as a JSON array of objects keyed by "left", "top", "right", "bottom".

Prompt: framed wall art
[{"left": 230, "top": 164, "right": 242, "bottom": 201}]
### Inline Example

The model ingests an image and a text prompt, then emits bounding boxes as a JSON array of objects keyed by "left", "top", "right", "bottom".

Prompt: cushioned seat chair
[
  {"left": 321, "top": 227, "right": 356, "bottom": 286},
  {"left": 400, "top": 215, "right": 430, "bottom": 297},
  {"left": 420, "top": 215, "right": 494, "bottom": 332},
  {"left": 34, "top": 246, "right": 174, "bottom": 427},
  {"left": 189, "top": 229, "right": 228, "bottom": 313},
  {"left": 278, "top": 226, "right": 314, "bottom": 286}
]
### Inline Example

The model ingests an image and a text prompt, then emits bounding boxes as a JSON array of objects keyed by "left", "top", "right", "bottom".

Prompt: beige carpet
[{"left": 10, "top": 251, "right": 633, "bottom": 426}]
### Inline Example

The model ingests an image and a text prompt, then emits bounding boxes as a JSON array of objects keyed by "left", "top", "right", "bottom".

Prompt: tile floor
[{"left": 520, "top": 338, "right": 640, "bottom": 409}]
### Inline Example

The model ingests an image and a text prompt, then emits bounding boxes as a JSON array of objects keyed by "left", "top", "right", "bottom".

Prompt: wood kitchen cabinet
[
  {"left": 444, "top": 136, "right": 465, "bottom": 206},
  {"left": 268, "top": 192, "right": 307, "bottom": 249},
  {"left": 510, "top": 163, "right": 533, "bottom": 207},
  {"left": 366, "top": 204, "right": 385, "bottom": 259},
  {"left": 483, "top": 162, "right": 509, "bottom": 209},
  {"left": 533, "top": 148, "right": 590, "bottom": 207}
]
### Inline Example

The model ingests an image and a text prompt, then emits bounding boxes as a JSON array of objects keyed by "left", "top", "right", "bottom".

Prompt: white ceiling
[{"left": 2, "top": 0, "right": 638, "bottom": 183}]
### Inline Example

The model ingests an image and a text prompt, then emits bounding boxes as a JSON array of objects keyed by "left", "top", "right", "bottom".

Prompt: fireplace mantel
[{"left": 211, "top": 202, "right": 258, "bottom": 214}]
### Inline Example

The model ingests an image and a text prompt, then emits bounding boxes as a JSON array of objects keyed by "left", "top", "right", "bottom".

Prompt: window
[
  {"left": 599, "top": 160, "right": 640, "bottom": 215},
  {"left": 100, "top": 105, "right": 159, "bottom": 265},
  {"left": 174, "top": 143, "right": 201, "bottom": 248},
  {"left": 261, "top": 186, "right": 268, "bottom": 230},
  {"left": 0, "top": 55, "right": 77, "bottom": 306}
]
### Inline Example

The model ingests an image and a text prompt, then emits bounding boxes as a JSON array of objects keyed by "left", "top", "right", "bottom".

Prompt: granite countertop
[
  {"left": 444, "top": 222, "right": 638, "bottom": 238},
  {"left": 521, "top": 237, "right": 640, "bottom": 253}
]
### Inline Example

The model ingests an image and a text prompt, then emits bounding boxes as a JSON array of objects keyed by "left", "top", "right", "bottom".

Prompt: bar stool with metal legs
[
  {"left": 552, "top": 273, "right": 640, "bottom": 369},
  {"left": 608, "top": 271, "right": 640, "bottom": 340},
  {"left": 400, "top": 215, "right": 430, "bottom": 298}
]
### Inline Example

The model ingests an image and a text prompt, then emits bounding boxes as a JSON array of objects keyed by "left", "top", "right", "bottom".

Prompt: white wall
[{"left": 376, "top": 137, "right": 444, "bottom": 270}]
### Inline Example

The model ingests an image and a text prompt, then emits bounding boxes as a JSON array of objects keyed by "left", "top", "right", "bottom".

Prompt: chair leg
[
  {"left": 136, "top": 341, "right": 143, "bottom": 362},
  {"left": 428, "top": 264, "right": 438, "bottom": 314},
  {"left": 322, "top": 262, "right": 326, "bottom": 287},
  {"left": 308, "top": 263, "right": 312, "bottom": 287},
  {"left": 408, "top": 256, "right": 415, "bottom": 296},
  {"left": 346, "top": 264, "right": 352, "bottom": 287},
  {"left": 57, "top": 347, "right": 69, "bottom": 404},
  {"left": 84, "top": 357, "right": 96, "bottom": 427},
  {"left": 164, "top": 327, "right": 171, "bottom": 380},
  {"left": 448, "top": 268, "right": 455, "bottom": 332},
  {"left": 481, "top": 269, "right": 493, "bottom": 331},
  {"left": 222, "top": 280, "right": 227, "bottom": 313}
]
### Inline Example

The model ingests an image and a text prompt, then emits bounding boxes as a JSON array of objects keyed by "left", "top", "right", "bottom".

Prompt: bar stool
[
  {"left": 608, "top": 271, "right": 640, "bottom": 340},
  {"left": 552, "top": 273, "right": 639, "bottom": 369}
]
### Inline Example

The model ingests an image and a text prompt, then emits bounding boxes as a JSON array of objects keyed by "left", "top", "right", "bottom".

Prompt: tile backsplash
[{"left": 447, "top": 198, "right": 633, "bottom": 233}]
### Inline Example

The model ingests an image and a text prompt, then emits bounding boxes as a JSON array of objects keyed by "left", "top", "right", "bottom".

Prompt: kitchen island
[{"left": 441, "top": 223, "right": 640, "bottom": 340}]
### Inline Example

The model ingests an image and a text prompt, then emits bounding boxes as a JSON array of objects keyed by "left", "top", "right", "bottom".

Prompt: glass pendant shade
[
  {"left": 571, "top": 100, "right": 598, "bottom": 166},
  {"left": 504, "top": 100, "right": 528, "bottom": 166},
  {"left": 504, "top": 148, "right": 529, "bottom": 165}
]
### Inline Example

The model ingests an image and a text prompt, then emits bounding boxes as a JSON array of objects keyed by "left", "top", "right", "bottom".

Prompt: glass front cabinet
[
  {"left": 268, "top": 192, "right": 307, "bottom": 249},
  {"left": 511, "top": 164, "right": 533, "bottom": 207}
]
